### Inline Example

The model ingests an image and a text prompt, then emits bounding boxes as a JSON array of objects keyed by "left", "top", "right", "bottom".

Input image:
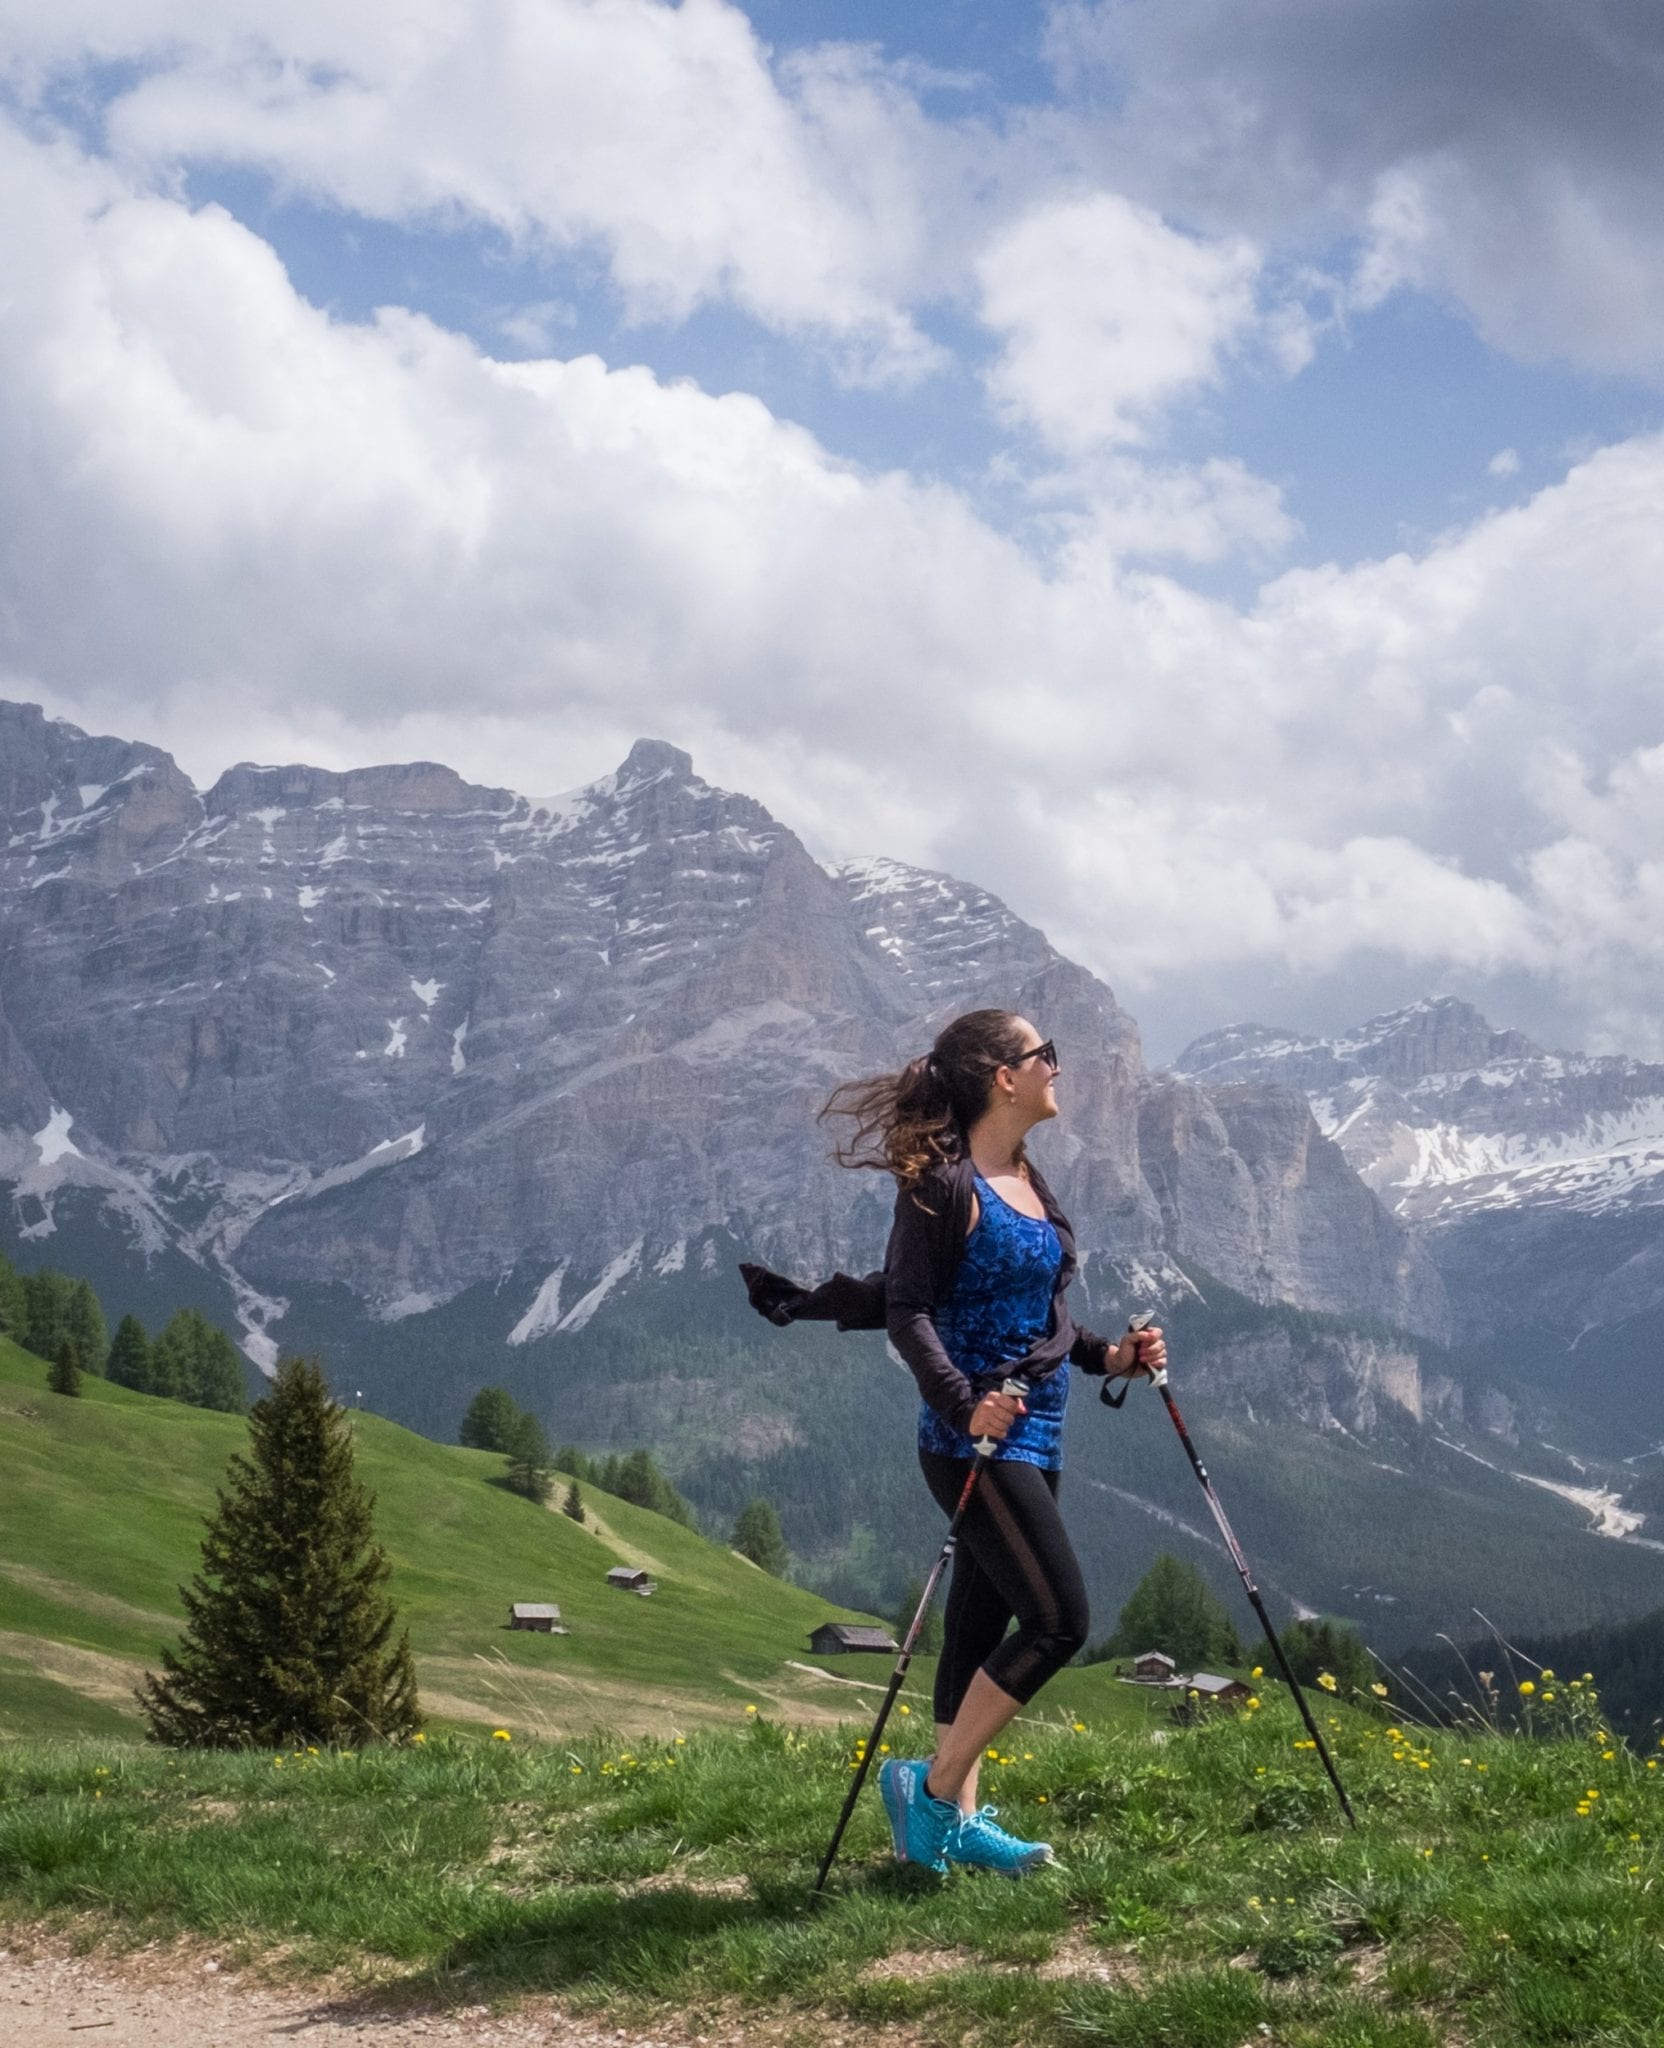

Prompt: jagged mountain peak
[
  {"left": 618, "top": 737, "right": 695, "bottom": 782},
  {"left": 1177, "top": 995, "right": 1543, "bottom": 1090}
]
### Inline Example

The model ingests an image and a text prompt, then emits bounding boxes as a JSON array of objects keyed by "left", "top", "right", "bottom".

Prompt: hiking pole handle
[
  {"left": 1102, "top": 1311, "right": 1162, "bottom": 1407},
  {"left": 1127, "top": 1309, "right": 1166, "bottom": 1388},
  {"left": 973, "top": 1374, "right": 1030, "bottom": 1458}
]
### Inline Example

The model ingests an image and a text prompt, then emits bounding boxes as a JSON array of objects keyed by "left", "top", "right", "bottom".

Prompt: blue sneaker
[
  {"left": 947, "top": 1805, "right": 1055, "bottom": 1876},
  {"left": 877, "top": 1757, "right": 961, "bottom": 1873}
]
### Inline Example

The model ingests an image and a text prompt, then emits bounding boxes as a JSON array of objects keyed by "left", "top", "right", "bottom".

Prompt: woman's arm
[{"left": 884, "top": 1182, "right": 980, "bottom": 1435}]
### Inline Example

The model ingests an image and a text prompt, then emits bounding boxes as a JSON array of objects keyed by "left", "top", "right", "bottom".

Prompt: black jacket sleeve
[{"left": 883, "top": 1176, "right": 979, "bottom": 1434}]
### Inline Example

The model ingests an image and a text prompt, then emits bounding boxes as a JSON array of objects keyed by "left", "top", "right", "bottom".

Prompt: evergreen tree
[
  {"left": 137, "top": 1357, "right": 420, "bottom": 1748},
  {"left": 893, "top": 1575, "right": 944, "bottom": 1656},
  {"left": 460, "top": 1386, "right": 522, "bottom": 1453},
  {"left": 149, "top": 1309, "right": 193, "bottom": 1399},
  {"left": 48, "top": 1337, "right": 82, "bottom": 1398},
  {"left": 65, "top": 1278, "right": 108, "bottom": 1376},
  {"left": 562, "top": 1480, "right": 586, "bottom": 1523},
  {"left": 0, "top": 1251, "right": 27, "bottom": 1340},
  {"left": 1095, "top": 1553, "right": 1243, "bottom": 1671},
  {"left": 106, "top": 1314, "right": 154, "bottom": 1393},
  {"left": 1254, "top": 1616, "right": 1373, "bottom": 1697},
  {"left": 731, "top": 1497, "right": 790, "bottom": 1576},
  {"left": 605, "top": 1447, "right": 694, "bottom": 1526},
  {"left": 187, "top": 1322, "right": 247, "bottom": 1413},
  {"left": 150, "top": 1308, "right": 245, "bottom": 1410},
  {"left": 24, "top": 1269, "right": 74, "bottom": 1362},
  {"left": 554, "top": 1444, "right": 595, "bottom": 1485},
  {"left": 504, "top": 1411, "right": 555, "bottom": 1503}
]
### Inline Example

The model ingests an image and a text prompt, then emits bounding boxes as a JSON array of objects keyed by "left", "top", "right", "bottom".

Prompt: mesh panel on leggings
[{"left": 920, "top": 1451, "right": 1090, "bottom": 1719}]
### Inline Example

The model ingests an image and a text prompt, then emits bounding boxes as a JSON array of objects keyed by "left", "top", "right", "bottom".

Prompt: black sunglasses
[{"left": 1005, "top": 1039, "right": 1058, "bottom": 1073}]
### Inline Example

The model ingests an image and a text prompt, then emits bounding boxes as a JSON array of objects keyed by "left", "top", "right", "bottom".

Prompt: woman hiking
[{"left": 741, "top": 1008, "right": 1163, "bottom": 1877}]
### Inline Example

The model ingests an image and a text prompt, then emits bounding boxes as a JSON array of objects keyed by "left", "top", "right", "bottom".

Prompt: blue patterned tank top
[{"left": 917, "top": 1173, "right": 1067, "bottom": 1470}]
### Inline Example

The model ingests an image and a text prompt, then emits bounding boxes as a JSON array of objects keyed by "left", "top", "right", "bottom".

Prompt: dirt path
[{"left": 0, "top": 1939, "right": 870, "bottom": 2048}]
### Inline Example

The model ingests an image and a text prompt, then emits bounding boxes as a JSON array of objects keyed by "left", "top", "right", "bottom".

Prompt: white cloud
[
  {"left": 4, "top": 120, "right": 1664, "bottom": 1054},
  {"left": 977, "top": 193, "right": 1262, "bottom": 453},
  {"left": 1488, "top": 447, "right": 1521, "bottom": 478},
  {"left": 0, "top": 0, "right": 950, "bottom": 384}
]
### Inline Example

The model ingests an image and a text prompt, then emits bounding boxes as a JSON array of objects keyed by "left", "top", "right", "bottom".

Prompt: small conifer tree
[
  {"left": 1094, "top": 1553, "right": 1242, "bottom": 1670},
  {"left": 24, "top": 1269, "right": 74, "bottom": 1363},
  {"left": 504, "top": 1411, "right": 555, "bottom": 1503},
  {"left": 732, "top": 1497, "right": 790, "bottom": 1576},
  {"left": 137, "top": 1356, "right": 420, "bottom": 1747},
  {"left": 65, "top": 1278, "right": 108, "bottom": 1376},
  {"left": 48, "top": 1336, "right": 82, "bottom": 1397},
  {"left": 0, "top": 1251, "right": 28, "bottom": 1340},
  {"left": 562, "top": 1480, "right": 585, "bottom": 1523},
  {"left": 460, "top": 1386, "right": 522, "bottom": 1452},
  {"left": 106, "top": 1314, "right": 154, "bottom": 1393}
]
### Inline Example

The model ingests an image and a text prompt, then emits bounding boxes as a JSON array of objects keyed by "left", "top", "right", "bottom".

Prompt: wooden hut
[
  {"left": 606, "top": 1566, "right": 656, "bottom": 1596},
  {"left": 1130, "top": 1650, "right": 1178, "bottom": 1683},
  {"left": 809, "top": 1622, "right": 902, "bottom": 1656},
  {"left": 508, "top": 1603, "right": 562, "bottom": 1633}
]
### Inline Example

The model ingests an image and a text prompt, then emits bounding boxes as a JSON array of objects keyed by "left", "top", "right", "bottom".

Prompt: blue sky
[{"left": 2, "top": 0, "right": 1663, "bottom": 1057}]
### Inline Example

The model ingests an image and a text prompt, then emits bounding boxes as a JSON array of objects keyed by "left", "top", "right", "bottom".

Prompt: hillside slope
[{"left": 0, "top": 1340, "right": 1169, "bottom": 1740}]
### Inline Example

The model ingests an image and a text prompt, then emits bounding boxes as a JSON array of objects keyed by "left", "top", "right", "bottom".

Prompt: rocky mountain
[
  {"left": 15, "top": 701, "right": 1664, "bottom": 1649},
  {"left": 1177, "top": 996, "right": 1664, "bottom": 1445},
  {"left": 0, "top": 698, "right": 1446, "bottom": 1371}
]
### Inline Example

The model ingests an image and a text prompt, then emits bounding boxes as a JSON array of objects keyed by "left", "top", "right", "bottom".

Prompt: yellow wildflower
[
  {"left": 1317, "top": 1672, "right": 1338, "bottom": 1693},
  {"left": 1518, "top": 1681, "right": 1535, "bottom": 1697},
  {"left": 411, "top": 1733, "right": 426, "bottom": 1745},
  {"left": 1072, "top": 1721, "right": 1086, "bottom": 1733},
  {"left": 1370, "top": 1682, "right": 1389, "bottom": 1697},
  {"left": 1541, "top": 1668, "right": 1555, "bottom": 1680},
  {"left": 898, "top": 1704, "right": 911, "bottom": 1716},
  {"left": 745, "top": 1704, "right": 758, "bottom": 1715},
  {"left": 492, "top": 1729, "right": 511, "bottom": 1742},
  {"left": 1251, "top": 1666, "right": 1263, "bottom": 1679}
]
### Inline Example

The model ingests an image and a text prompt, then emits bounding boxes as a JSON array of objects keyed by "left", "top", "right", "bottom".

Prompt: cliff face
[
  {"left": 0, "top": 699, "right": 1444, "bottom": 1362},
  {"left": 1176, "top": 995, "right": 1664, "bottom": 1362}
]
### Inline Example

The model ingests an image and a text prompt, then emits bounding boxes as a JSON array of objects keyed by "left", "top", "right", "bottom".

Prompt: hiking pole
[
  {"left": 810, "top": 1374, "right": 1028, "bottom": 1896},
  {"left": 1121, "top": 1313, "right": 1358, "bottom": 1828}
]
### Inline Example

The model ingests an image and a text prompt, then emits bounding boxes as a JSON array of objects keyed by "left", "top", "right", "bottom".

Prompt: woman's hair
[{"left": 819, "top": 1008, "right": 1034, "bottom": 1193}]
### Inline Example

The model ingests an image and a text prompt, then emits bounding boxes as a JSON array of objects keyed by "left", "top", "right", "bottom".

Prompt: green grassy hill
[{"left": 0, "top": 1339, "right": 1168, "bottom": 1742}]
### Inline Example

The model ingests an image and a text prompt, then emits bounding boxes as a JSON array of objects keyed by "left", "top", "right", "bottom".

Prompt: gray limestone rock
[{"left": 0, "top": 698, "right": 1444, "bottom": 1366}]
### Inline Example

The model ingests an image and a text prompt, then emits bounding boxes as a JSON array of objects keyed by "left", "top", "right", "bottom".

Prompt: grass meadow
[{"left": 2, "top": 1682, "right": 1661, "bottom": 2047}]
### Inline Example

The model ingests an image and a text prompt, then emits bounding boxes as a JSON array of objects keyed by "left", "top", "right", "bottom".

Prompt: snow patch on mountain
[
  {"left": 556, "top": 1240, "right": 644, "bottom": 1333},
  {"left": 508, "top": 1261, "right": 570, "bottom": 1346},
  {"left": 33, "top": 1106, "right": 79, "bottom": 1166}
]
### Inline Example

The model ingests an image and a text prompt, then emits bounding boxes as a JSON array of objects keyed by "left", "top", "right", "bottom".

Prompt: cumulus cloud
[
  {"left": 1047, "top": 0, "right": 1664, "bottom": 380},
  {"left": 0, "top": 0, "right": 954, "bottom": 383},
  {"left": 977, "top": 192, "right": 1261, "bottom": 451},
  {"left": 5, "top": 119, "right": 1664, "bottom": 1054}
]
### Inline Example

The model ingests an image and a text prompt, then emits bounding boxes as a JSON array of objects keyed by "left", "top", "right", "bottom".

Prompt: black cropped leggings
[{"left": 919, "top": 1450, "right": 1091, "bottom": 1722}]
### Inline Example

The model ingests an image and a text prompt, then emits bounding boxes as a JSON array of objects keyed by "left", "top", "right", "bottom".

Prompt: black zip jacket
[{"left": 739, "top": 1155, "right": 1125, "bottom": 1435}]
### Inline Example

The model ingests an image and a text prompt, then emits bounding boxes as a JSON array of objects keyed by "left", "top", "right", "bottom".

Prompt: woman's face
[{"left": 1001, "top": 1016, "right": 1060, "bottom": 1125}]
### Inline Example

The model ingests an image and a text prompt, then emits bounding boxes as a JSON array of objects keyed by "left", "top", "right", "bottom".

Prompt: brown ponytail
[{"left": 818, "top": 1008, "right": 1034, "bottom": 1194}]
